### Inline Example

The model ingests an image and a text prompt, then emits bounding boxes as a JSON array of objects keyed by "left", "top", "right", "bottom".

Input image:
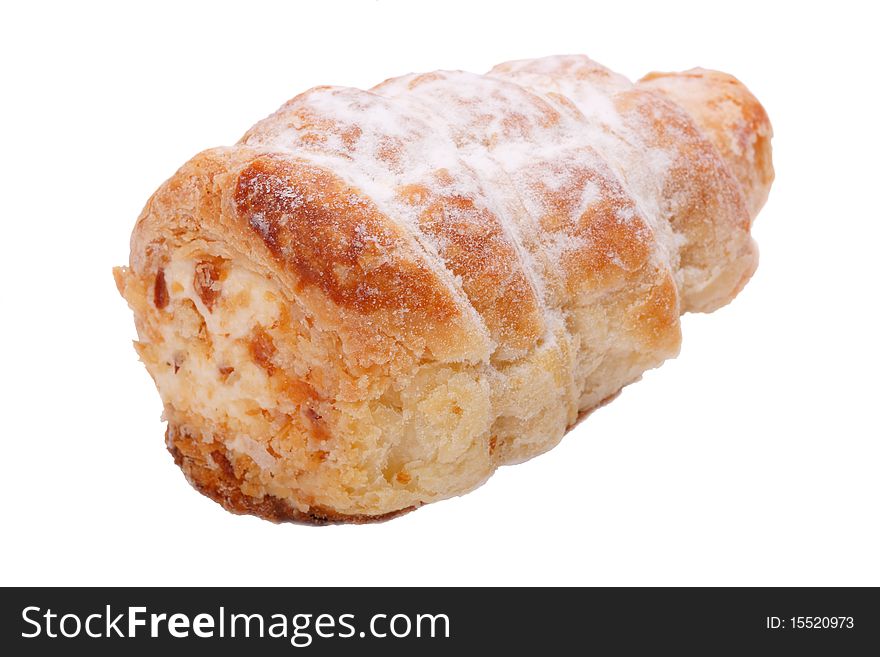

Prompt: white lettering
[
  {"left": 21, "top": 607, "right": 41, "bottom": 638},
  {"left": 193, "top": 613, "right": 214, "bottom": 638},
  {"left": 167, "top": 613, "right": 190, "bottom": 638}
]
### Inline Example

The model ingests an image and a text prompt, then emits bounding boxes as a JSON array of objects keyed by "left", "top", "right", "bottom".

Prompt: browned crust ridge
[{"left": 167, "top": 425, "right": 417, "bottom": 525}]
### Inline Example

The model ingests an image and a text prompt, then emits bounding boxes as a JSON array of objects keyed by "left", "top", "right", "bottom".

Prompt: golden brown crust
[
  {"left": 241, "top": 85, "right": 544, "bottom": 360},
  {"left": 233, "top": 156, "right": 459, "bottom": 318},
  {"left": 168, "top": 389, "right": 622, "bottom": 525},
  {"left": 400, "top": 181, "right": 545, "bottom": 358},
  {"left": 614, "top": 86, "right": 754, "bottom": 312},
  {"left": 167, "top": 425, "right": 417, "bottom": 525},
  {"left": 117, "top": 55, "right": 773, "bottom": 524},
  {"left": 639, "top": 69, "right": 775, "bottom": 218}
]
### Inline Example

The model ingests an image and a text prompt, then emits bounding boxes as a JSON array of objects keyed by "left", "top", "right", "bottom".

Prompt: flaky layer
[{"left": 116, "top": 55, "right": 773, "bottom": 522}]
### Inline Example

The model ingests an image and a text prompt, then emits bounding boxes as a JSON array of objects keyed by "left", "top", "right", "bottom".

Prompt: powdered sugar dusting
[{"left": 235, "top": 54, "right": 743, "bottom": 354}]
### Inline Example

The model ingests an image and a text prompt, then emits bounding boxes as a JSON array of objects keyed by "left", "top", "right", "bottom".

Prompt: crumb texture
[{"left": 115, "top": 54, "right": 773, "bottom": 522}]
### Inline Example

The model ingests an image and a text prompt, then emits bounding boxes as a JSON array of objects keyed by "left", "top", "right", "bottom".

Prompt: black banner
[{"left": 1, "top": 587, "right": 877, "bottom": 654}]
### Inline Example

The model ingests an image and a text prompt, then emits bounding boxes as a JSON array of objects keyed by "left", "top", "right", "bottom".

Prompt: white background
[{"left": 2, "top": 0, "right": 878, "bottom": 586}]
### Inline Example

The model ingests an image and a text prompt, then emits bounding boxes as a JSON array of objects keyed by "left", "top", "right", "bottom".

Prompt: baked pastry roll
[{"left": 115, "top": 55, "right": 773, "bottom": 523}]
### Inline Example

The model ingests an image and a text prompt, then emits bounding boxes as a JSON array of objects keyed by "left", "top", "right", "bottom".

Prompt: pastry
[{"left": 115, "top": 55, "right": 773, "bottom": 523}]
